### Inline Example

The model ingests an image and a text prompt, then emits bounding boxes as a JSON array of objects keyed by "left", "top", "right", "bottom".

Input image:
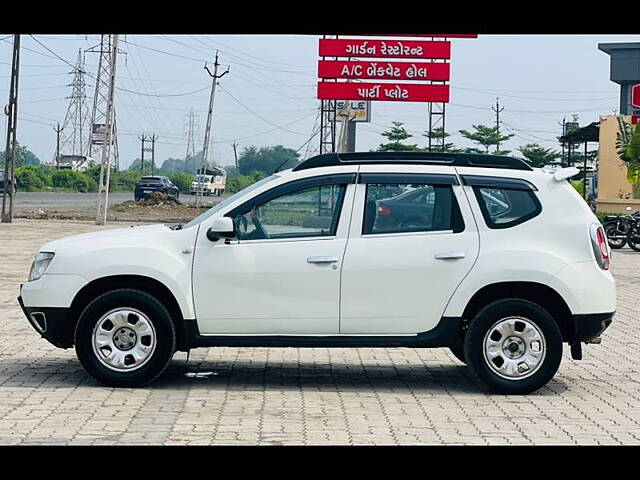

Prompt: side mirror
[{"left": 206, "top": 217, "right": 235, "bottom": 242}]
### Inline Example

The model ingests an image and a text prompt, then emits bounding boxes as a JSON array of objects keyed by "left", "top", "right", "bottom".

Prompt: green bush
[
  {"left": 226, "top": 171, "right": 267, "bottom": 194},
  {"left": 112, "top": 170, "right": 143, "bottom": 192},
  {"left": 571, "top": 180, "right": 585, "bottom": 197},
  {"left": 15, "top": 165, "right": 52, "bottom": 191},
  {"left": 167, "top": 172, "right": 194, "bottom": 193},
  {"left": 51, "top": 169, "right": 97, "bottom": 192}
]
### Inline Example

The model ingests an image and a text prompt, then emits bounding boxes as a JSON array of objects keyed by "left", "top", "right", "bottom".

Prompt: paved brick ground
[{"left": 1, "top": 219, "right": 639, "bottom": 445}]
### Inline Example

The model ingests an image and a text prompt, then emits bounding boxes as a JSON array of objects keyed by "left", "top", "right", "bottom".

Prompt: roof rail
[{"left": 292, "top": 152, "right": 533, "bottom": 172}]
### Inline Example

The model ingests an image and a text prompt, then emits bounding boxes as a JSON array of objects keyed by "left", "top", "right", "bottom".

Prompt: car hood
[{"left": 40, "top": 224, "right": 173, "bottom": 254}]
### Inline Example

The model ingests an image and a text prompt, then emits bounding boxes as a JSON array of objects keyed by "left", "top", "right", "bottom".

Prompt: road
[
  {"left": 1, "top": 219, "right": 639, "bottom": 445},
  {"left": 13, "top": 192, "right": 221, "bottom": 213}
]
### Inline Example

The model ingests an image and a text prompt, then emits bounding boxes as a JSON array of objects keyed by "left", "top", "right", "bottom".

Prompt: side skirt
[{"left": 177, "top": 317, "right": 463, "bottom": 351}]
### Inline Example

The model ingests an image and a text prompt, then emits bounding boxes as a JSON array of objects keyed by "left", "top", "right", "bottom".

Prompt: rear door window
[
  {"left": 362, "top": 181, "right": 464, "bottom": 235},
  {"left": 474, "top": 187, "right": 541, "bottom": 229}
]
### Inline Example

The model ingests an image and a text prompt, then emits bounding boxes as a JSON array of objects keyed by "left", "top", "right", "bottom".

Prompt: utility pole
[
  {"left": 2, "top": 34, "right": 20, "bottom": 224},
  {"left": 95, "top": 35, "right": 119, "bottom": 226},
  {"left": 491, "top": 97, "right": 504, "bottom": 153},
  {"left": 232, "top": 141, "right": 239, "bottom": 168},
  {"left": 150, "top": 134, "right": 157, "bottom": 175},
  {"left": 54, "top": 123, "right": 63, "bottom": 169},
  {"left": 560, "top": 117, "right": 566, "bottom": 167},
  {"left": 196, "top": 51, "right": 228, "bottom": 208},
  {"left": 139, "top": 134, "right": 148, "bottom": 172}
]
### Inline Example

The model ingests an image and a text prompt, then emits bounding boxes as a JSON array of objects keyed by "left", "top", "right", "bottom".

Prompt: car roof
[{"left": 293, "top": 152, "right": 532, "bottom": 172}]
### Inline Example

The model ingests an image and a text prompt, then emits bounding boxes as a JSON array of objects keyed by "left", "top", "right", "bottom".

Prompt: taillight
[
  {"left": 590, "top": 223, "right": 610, "bottom": 270},
  {"left": 377, "top": 203, "right": 392, "bottom": 216}
]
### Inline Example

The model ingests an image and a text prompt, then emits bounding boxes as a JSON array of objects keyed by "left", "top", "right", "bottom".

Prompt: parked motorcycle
[{"left": 604, "top": 207, "right": 640, "bottom": 251}]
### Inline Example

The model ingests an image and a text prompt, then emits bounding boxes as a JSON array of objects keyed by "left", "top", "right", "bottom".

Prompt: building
[{"left": 595, "top": 43, "right": 640, "bottom": 213}]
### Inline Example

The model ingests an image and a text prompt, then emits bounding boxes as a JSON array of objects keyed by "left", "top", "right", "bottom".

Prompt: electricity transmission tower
[
  {"left": 59, "top": 49, "right": 89, "bottom": 159},
  {"left": 95, "top": 35, "right": 120, "bottom": 225},
  {"left": 85, "top": 35, "right": 125, "bottom": 170},
  {"left": 184, "top": 109, "right": 199, "bottom": 174}
]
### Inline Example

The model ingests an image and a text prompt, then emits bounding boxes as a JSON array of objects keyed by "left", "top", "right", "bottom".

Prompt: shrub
[
  {"left": 15, "top": 165, "right": 52, "bottom": 191},
  {"left": 167, "top": 172, "right": 194, "bottom": 193},
  {"left": 571, "top": 180, "right": 585, "bottom": 197},
  {"left": 51, "top": 169, "right": 96, "bottom": 192}
]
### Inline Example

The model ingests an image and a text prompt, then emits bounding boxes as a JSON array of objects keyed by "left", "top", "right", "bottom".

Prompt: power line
[{"left": 219, "top": 85, "right": 310, "bottom": 136}]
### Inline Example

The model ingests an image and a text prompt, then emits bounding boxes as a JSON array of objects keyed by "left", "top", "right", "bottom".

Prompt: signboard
[
  {"left": 632, "top": 84, "right": 640, "bottom": 109},
  {"left": 319, "top": 39, "right": 450, "bottom": 59},
  {"left": 371, "top": 34, "right": 478, "bottom": 38},
  {"left": 335, "top": 100, "right": 371, "bottom": 122},
  {"left": 91, "top": 123, "right": 106, "bottom": 145},
  {"left": 318, "top": 82, "right": 449, "bottom": 103},
  {"left": 318, "top": 60, "right": 450, "bottom": 81}
]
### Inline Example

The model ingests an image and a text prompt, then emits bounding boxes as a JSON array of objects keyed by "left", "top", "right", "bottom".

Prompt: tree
[
  {"left": 422, "top": 128, "right": 460, "bottom": 153},
  {"left": 616, "top": 116, "right": 640, "bottom": 198},
  {"left": 517, "top": 143, "right": 561, "bottom": 167},
  {"left": 459, "top": 124, "right": 514, "bottom": 153},
  {"left": 160, "top": 158, "right": 188, "bottom": 173},
  {"left": 1, "top": 143, "right": 40, "bottom": 167},
  {"left": 238, "top": 145, "right": 300, "bottom": 176},
  {"left": 376, "top": 122, "right": 419, "bottom": 152}
]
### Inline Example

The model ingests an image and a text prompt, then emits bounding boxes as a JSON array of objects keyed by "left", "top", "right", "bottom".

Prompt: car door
[
  {"left": 340, "top": 165, "right": 480, "bottom": 334},
  {"left": 192, "top": 173, "right": 356, "bottom": 335}
]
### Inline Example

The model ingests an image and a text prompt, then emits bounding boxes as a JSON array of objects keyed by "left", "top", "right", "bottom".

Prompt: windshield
[
  {"left": 194, "top": 175, "right": 211, "bottom": 182},
  {"left": 182, "top": 174, "right": 278, "bottom": 229}
]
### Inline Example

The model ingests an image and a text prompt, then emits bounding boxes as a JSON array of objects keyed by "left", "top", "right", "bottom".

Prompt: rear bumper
[
  {"left": 18, "top": 295, "right": 73, "bottom": 349},
  {"left": 571, "top": 312, "right": 614, "bottom": 343}
]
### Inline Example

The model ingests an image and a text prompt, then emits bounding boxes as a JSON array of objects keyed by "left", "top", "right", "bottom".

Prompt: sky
[{"left": 1, "top": 34, "right": 638, "bottom": 170}]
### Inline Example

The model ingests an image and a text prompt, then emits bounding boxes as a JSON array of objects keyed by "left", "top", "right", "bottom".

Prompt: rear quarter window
[{"left": 473, "top": 186, "right": 541, "bottom": 229}]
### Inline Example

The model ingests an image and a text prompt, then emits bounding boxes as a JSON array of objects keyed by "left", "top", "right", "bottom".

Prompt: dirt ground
[{"left": 13, "top": 193, "right": 224, "bottom": 223}]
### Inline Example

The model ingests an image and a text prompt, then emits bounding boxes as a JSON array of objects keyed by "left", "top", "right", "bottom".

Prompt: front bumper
[
  {"left": 18, "top": 294, "right": 73, "bottom": 349},
  {"left": 571, "top": 312, "right": 614, "bottom": 343}
]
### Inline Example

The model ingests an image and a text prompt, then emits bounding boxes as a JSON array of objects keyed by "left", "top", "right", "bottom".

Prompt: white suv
[{"left": 18, "top": 152, "right": 615, "bottom": 394}]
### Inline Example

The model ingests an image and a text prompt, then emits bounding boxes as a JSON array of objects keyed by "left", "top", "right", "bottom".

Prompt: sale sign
[
  {"left": 318, "top": 60, "right": 450, "bottom": 81},
  {"left": 317, "top": 82, "right": 449, "bottom": 103},
  {"left": 319, "top": 39, "right": 450, "bottom": 59}
]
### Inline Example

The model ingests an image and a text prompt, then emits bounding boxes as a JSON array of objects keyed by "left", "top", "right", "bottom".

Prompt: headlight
[{"left": 28, "top": 252, "right": 55, "bottom": 282}]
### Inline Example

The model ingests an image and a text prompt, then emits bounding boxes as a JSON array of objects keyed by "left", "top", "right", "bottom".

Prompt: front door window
[{"left": 234, "top": 184, "right": 346, "bottom": 241}]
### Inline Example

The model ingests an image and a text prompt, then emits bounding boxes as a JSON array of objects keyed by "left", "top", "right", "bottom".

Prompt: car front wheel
[
  {"left": 464, "top": 298, "right": 562, "bottom": 395},
  {"left": 74, "top": 289, "right": 176, "bottom": 387}
]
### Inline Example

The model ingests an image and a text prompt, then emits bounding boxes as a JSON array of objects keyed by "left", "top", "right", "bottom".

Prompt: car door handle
[
  {"left": 434, "top": 252, "right": 466, "bottom": 260},
  {"left": 307, "top": 256, "right": 339, "bottom": 264}
]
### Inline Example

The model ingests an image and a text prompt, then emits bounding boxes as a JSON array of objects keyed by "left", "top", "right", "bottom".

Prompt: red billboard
[
  {"left": 319, "top": 39, "right": 450, "bottom": 59},
  {"left": 317, "top": 82, "right": 449, "bottom": 103},
  {"left": 318, "top": 60, "right": 450, "bottom": 81}
]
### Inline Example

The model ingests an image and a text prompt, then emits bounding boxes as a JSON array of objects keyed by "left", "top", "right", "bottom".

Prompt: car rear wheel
[
  {"left": 75, "top": 289, "right": 176, "bottom": 387},
  {"left": 464, "top": 298, "right": 562, "bottom": 395}
]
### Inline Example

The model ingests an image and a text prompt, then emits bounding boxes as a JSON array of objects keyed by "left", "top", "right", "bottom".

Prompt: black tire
[
  {"left": 75, "top": 289, "right": 176, "bottom": 387},
  {"left": 604, "top": 222, "right": 626, "bottom": 249},
  {"left": 464, "top": 298, "right": 562, "bottom": 395},
  {"left": 449, "top": 344, "right": 467, "bottom": 364}
]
